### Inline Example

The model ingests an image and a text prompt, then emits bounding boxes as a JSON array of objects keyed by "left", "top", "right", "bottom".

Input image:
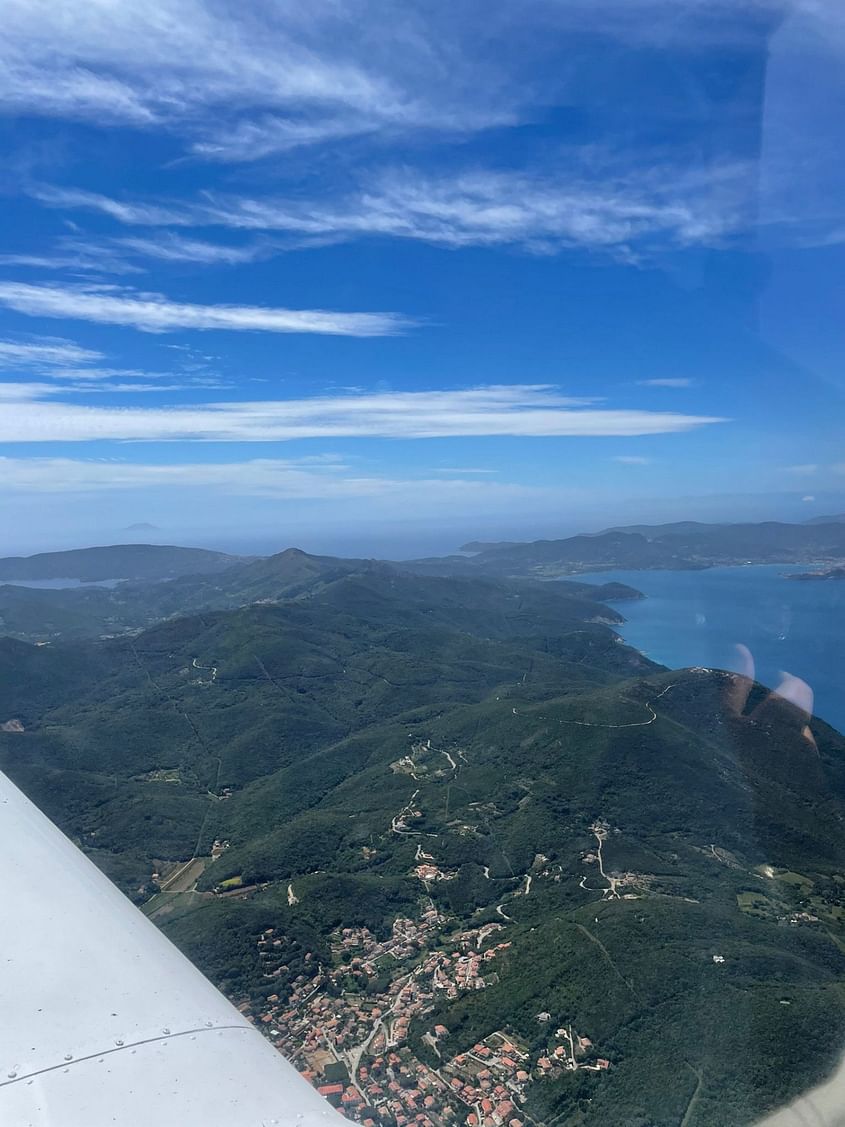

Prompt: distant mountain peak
[{"left": 274, "top": 547, "right": 310, "bottom": 559}]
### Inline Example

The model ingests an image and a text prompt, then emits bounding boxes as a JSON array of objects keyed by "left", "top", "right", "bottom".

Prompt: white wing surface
[{"left": 0, "top": 770, "right": 347, "bottom": 1126}]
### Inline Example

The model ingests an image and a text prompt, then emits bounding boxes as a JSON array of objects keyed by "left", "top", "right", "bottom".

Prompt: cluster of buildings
[
  {"left": 421, "top": 931, "right": 511, "bottom": 999},
  {"left": 440, "top": 1031, "right": 533, "bottom": 1125},
  {"left": 442, "top": 1024, "right": 609, "bottom": 1123},
  {"left": 533, "top": 1028, "right": 611, "bottom": 1076},
  {"left": 413, "top": 863, "right": 455, "bottom": 883},
  {"left": 231, "top": 902, "right": 611, "bottom": 1127},
  {"left": 788, "top": 910, "right": 820, "bottom": 925}
]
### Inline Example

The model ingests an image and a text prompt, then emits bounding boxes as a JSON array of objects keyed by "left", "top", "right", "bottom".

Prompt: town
[{"left": 232, "top": 902, "right": 611, "bottom": 1126}]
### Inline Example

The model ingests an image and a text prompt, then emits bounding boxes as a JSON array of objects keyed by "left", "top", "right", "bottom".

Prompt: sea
[
  {"left": 0, "top": 578, "right": 124, "bottom": 589},
  {"left": 578, "top": 564, "right": 845, "bottom": 734}
]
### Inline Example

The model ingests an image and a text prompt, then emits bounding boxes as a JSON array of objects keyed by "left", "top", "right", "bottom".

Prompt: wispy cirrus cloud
[
  {"left": 43, "top": 367, "right": 175, "bottom": 382},
  {"left": 0, "top": 383, "right": 727, "bottom": 443},
  {"left": 0, "top": 337, "right": 103, "bottom": 369},
  {"left": 0, "top": 236, "right": 141, "bottom": 275},
  {"left": 0, "top": 1, "right": 519, "bottom": 160},
  {"left": 203, "top": 166, "right": 747, "bottom": 250},
  {"left": 0, "top": 375, "right": 227, "bottom": 399},
  {"left": 0, "top": 334, "right": 223, "bottom": 392},
  {"left": 0, "top": 281, "right": 412, "bottom": 336},
  {"left": 0, "top": 455, "right": 539, "bottom": 503},
  {"left": 432, "top": 467, "right": 498, "bottom": 474},
  {"left": 4, "top": 379, "right": 228, "bottom": 398},
  {"left": 31, "top": 162, "right": 752, "bottom": 255},
  {"left": 637, "top": 377, "right": 695, "bottom": 388},
  {"left": 0, "top": 223, "right": 276, "bottom": 272},
  {"left": 113, "top": 233, "right": 272, "bottom": 265},
  {"left": 2, "top": 1, "right": 840, "bottom": 165},
  {"left": 0, "top": 251, "right": 135, "bottom": 274},
  {"left": 30, "top": 187, "right": 189, "bottom": 226},
  {"left": 613, "top": 455, "right": 651, "bottom": 464}
]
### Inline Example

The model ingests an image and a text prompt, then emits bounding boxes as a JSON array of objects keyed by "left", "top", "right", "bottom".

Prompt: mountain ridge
[
  {"left": 0, "top": 542, "right": 243, "bottom": 582},
  {"left": 436, "top": 520, "right": 845, "bottom": 578}
]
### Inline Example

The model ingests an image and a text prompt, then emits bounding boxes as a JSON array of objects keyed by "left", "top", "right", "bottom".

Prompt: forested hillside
[
  {"left": 0, "top": 542, "right": 241, "bottom": 581},
  {"left": 3, "top": 558, "right": 845, "bottom": 1125},
  {"left": 0, "top": 547, "right": 641, "bottom": 643}
]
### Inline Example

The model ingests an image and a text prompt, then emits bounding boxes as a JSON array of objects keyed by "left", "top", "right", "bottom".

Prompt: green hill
[
  {"left": 3, "top": 559, "right": 845, "bottom": 1124},
  {"left": 0, "top": 548, "right": 641, "bottom": 643},
  {"left": 0, "top": 542, "right": 242, "bottom": 581},
  {"left": 0, "top": 547, "right": 362, "bottom": 641},
  {"left": 432, "top": 521, "right": 845, "bottom": 578}
]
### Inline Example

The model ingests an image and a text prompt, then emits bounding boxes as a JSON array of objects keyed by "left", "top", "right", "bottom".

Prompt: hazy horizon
[{"left": 5, "top": 489, "right": 845, "bottom": 563}]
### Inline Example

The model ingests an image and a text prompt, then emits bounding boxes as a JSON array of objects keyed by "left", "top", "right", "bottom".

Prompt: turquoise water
[{"left": 579, "top": 565, "right": 845, "bottom": 734}]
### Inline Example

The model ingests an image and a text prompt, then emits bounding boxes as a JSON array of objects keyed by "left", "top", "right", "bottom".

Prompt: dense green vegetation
[
  {"left": 5, "top": 550, "right": 845, "bottom": 1124},
  {"left": 0, "top": 542, "right": 241, "bottom": 581},
  {"left": 0, "top": 546, "right": 644, "bottom": 643}
]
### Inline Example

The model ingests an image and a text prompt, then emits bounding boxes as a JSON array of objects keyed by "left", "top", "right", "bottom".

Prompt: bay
[{"left": 579, "top": 564, "right": 845, "bottom": 733}]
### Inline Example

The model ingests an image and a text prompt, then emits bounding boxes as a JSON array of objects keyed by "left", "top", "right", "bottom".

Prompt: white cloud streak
[
  {"left": 0, "top": 1, "right": 517, "bottom": 159},
  {"left": 0, "top": 379, "right": 214, "bottom": 400},
  {"left": 0, "top": 336, "right": 225, "bottom": 393},
  {"left": 44, "top": 367, "right": 177, "bottom": 382},
  {"left": 31, "top": 187, "right": 190, "bottom": 226},
  {"left": 637, "top": 377, "right": 695, "bottom": 388},
  {"left": 0, "top": 382, "right": 58, "bottom": 400},
  {"left": 0, "top": 238, "right": 142, "bottom": 275},
  {"left": 0, "top": 282, "right": 411, "bottom": 336},
  {"left": 0, "top": 338, "right": 103, "bottom": 368},
  {"left": 432, "top": 467, "right": 498, "bottom": 474},
  {"left": 210, "top": 167, "right": 746, "bottom": 249},
  {"left": 0, "top": 455, "right": 542, "bottom": 504},
  {"left": 31, "top": 163, "right": 752, "bottom": 255},
  {"left": 113, "top": 234, "right": 271, "bottom": 265},
  {"left": 0, "top": 383, "right": 727, "bottom": 442},
  {"left": 613, "top": 455, "right": 651, "bottom": 464},
  {"left": 2, "top": 1, "right": 840, "bottom": 164}
]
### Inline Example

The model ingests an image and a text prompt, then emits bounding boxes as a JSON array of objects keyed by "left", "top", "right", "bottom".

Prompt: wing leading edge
[{"left": 0, "top": 770, "right": 346, "bottom": 1126}]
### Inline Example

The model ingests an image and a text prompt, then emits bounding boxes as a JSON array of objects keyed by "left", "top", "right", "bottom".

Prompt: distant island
[
  {"left": 412, "top": 520, "right": 845, "bottom": 580},
  {"left": 788, "top": 565, "right": 845, "bottom": 580}
]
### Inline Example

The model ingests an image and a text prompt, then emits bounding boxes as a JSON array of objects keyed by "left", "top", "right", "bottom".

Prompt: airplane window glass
[{"left": 1, "top": 3, "right": 843, "bottom": 1126}]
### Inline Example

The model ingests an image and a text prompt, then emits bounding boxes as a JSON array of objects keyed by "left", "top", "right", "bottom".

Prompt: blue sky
[{"left": 0, "top": 0, "right": 844, "bottom": 557}]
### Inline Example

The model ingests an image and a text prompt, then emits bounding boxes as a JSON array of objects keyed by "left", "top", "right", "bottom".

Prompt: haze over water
[{"left": 581, "top": 565, "right": 845, "bottom": 734}]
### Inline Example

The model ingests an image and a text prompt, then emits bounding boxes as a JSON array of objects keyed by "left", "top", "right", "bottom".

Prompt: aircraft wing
[{"left": 0, "top": 770, "right": 347, "bottom": 1126}]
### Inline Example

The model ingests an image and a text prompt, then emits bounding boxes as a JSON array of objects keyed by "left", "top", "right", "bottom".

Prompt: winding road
[
  {"left": 592, "top": 824, "right": 621, "bottom": 900},
  {"left": 536, "top": 681, "right": 680, "bottom": 731}
]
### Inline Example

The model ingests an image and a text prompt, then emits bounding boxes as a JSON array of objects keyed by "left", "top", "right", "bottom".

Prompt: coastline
[{"left": 574, "top": 563, "right": 845, "bottom": 734}]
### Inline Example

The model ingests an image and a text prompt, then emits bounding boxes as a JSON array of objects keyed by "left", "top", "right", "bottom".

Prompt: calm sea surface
[
  {"left": 1, "top": 578, "right": 123, "bottom": 589},
  {"left": 578, "top": 564, "right": 845, "bottom": 734}
]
